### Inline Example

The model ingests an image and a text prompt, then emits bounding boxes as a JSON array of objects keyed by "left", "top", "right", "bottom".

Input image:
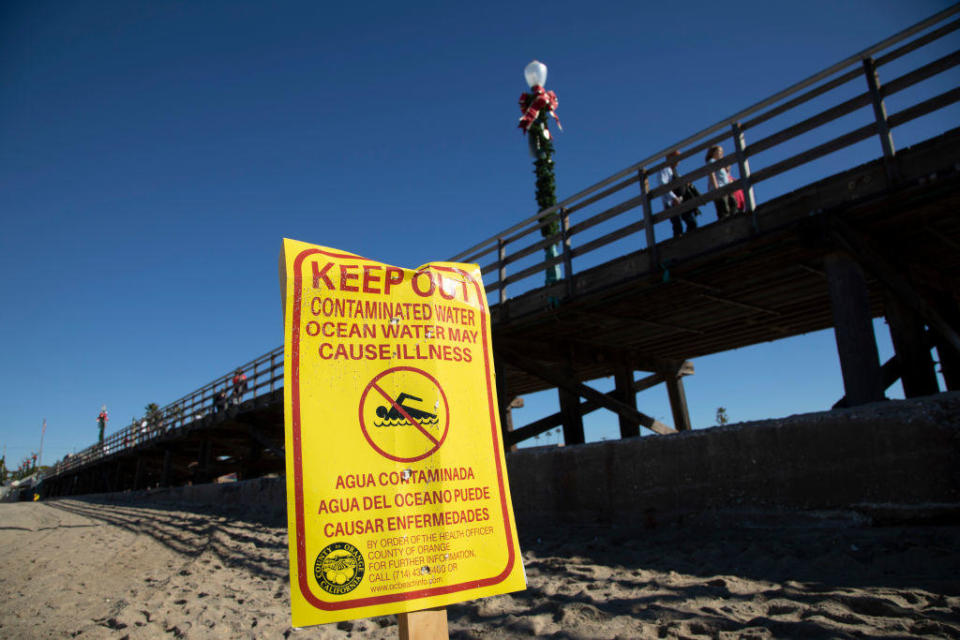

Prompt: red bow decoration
[{"left": 518, "top": 85, "right": 562, "bottom": 133}]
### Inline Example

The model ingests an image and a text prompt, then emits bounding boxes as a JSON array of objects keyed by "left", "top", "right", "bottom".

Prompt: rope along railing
[{"left": 44, "top": 5, "right": 960, "bottom": 481}]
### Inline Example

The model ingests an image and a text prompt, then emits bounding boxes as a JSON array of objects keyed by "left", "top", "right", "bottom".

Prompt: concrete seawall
[
  {"left": 506, "top": 393, "right": 960, "bottom": 528},
  {"left": 73, "top": 393, "right": 960, "bottom": 526}
]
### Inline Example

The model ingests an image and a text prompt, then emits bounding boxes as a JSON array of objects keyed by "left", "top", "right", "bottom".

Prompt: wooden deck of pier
[{"left": 493, "top": 129, "right": 960, "bottom": 393}]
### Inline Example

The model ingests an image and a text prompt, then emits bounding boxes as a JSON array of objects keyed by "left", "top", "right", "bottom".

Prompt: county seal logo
[{"left": 314, "top": 542, "right": 365, "bottom": 595}]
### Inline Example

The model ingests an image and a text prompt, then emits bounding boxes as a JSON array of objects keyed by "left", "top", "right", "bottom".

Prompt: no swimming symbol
[
  {"left": 374, "top": 393, "right": 439, "bottom": 427},
  {"left": 359, "top": 366, "right": 450, "bottom": 462}
]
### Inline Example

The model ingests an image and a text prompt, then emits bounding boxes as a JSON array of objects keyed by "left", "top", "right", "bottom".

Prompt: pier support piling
[{"left": 824, "top": 251, "right": 884, "bottom": 406}]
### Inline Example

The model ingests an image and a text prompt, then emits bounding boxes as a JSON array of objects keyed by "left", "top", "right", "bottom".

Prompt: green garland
[{"left": 529, "top": 110, "right": 558, "bottom": 237}]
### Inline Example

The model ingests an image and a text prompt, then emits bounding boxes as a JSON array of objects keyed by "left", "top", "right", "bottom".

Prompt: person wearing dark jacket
[{"left": 659, "top": 150, "right": 701, "bottom": 238}]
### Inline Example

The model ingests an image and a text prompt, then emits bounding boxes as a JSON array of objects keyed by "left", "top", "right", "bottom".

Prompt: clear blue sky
[{"left": 1, "top": 0, "right": 956, "bottom": 465}]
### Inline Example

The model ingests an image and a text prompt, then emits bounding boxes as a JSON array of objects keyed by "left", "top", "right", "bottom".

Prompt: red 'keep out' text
[{"left": 311, "top": 261, "right": 471, "bottom": 303}]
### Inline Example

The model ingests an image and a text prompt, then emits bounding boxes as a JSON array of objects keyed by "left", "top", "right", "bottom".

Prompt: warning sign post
[{"left": 279, "top": 238, "right": 526, "bottom": 628}]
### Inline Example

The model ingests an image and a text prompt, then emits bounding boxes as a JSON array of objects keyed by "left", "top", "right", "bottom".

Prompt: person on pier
[
  {"left": 660, "top": 150, "right": 701, "bottom": 238},
  {"left": 704, "top": 145, "right": 745, "bottom": 221},
  {"left": 232, "top": 368, "right": 248, "bottom": 406}
]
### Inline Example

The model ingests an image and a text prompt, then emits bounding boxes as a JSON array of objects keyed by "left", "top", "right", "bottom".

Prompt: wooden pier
[{"left": 41, "top": 7, "right": 960, "bottom": 497}]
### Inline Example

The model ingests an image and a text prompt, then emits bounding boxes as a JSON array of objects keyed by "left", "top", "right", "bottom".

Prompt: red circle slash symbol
[{"left": 358, "top": 367, "right": 449, "bottom": 462}]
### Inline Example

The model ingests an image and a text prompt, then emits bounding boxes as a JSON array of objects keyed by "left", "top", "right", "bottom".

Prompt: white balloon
[{"left": 524, "top": 60, "right": 547, "bottom": 88}]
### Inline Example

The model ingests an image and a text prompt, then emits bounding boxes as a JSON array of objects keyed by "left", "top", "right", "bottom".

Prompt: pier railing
[
  {"left": 45, "top": 5, "right": 960, "bottom": 480},
  {"left": 51, "top": 346, "right": 284, "bottom": 477},
  {"left": 449, "top": 4, "right": 960, "bottom": 304}
]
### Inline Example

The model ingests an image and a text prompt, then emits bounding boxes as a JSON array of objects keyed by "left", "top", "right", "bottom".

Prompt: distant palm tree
[
  {"left": 716, "top": 407, "right": 729, "bottom": 426},
  {"left": 145, "top": 403, "right": 163, "bottom": 431}
]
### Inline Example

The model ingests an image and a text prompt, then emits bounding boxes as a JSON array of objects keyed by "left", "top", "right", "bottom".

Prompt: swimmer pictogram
[
  {"left": 359, "top": 367, "right": 449, "bottom": 462},
  {"left": 374, "top": 393, "right": 440, "bottom": 427}
]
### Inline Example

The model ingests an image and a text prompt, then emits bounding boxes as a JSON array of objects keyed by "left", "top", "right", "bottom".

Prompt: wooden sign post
[{"left": 398, "top": 607, "right": 448, "bottom": 640}]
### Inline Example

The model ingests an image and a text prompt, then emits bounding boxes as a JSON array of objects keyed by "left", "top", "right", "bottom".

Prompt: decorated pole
[
  {"left": 38, "top": 418, "right": 46, "bottom": 469},
  {"left": 518, "top": 60, "right": 563, "bottom": 285},
  {"left": 97, "top": 405, "right": 108, "bottom": 445}
]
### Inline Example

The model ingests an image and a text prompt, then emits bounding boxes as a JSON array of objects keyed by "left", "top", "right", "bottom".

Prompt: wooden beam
[
  {"left": 196, "top": 439, "right": 212, "bottom": 484},
  {"left": 494, "top": 359, "right": 516, "bottom": 452},
  {"left": 506, "top": 412, "right": 561, "bottom": 446},
  {"left": 565, "top": 176, "right": 638, "bottom": 218},
  {"left": 665, "top": 375, "right": 692, "bottom": 431},
  {"left": 614, "top": 366, "right": 639, "bottom": 438},
  {"left": 133, "top": 457, "right": 145, "bottom": 491},
  {"left": 834, "top": 354, "right": 902, "bottom": 408},
  {"left": 862, "top": 56, "right": 898, "bottom": 184},
  {"left": 498, "top": 238, "right": 566, "bottom": 286},
  {"left": 824, "top": 250, "right": 884, "bottom": 405},
  {"left": 829, "top": 217, "right": 960, "bottom": 358},
  {"left": 749, "top": 121, "right": 877, "bottom": 187},
  {"left": 732, "top": 121, "right": 757, "bottom": 216},
  {"left": 102, "top": 466, "right": 112, "bottom": 493},
  {"left": 746, "top": 91, "right": 872, "bottom": 158},
  {"left": 567, "top": 192, "right": 642, "bottom": 237},
  {"left": 558, "top": 384, "right": 585, "bottom": 445},
  {"left": 111, "top": 460, "right": 122, "bottom": 492},
  {"left": 933, "top": 292, "right": 960, "bottom": 391},
  {"left": 884, "top": 291, "right": 939, "bottom": 397},
  {"left": 883, "top": 49, "right": 960, "bottom": 101},
  {"left": 500, "top": 406, "right": 515, "bottom": 451},
  {"left": 506, "top": 371, "right": 668, "bottom": 446},
  {"left": 497, "top": 349, "right": 675, "bottom": 435},
  {"left": 639, "top": 169, "right": 659, "bottom": 267},
  {"left": 161, "top": 449, "right": 173, "bottom": 487},
  {"left": 240, "top": 441, "right": 263, "bottom": 481},
  {"left": 561, "top": 208, "right": 574, "bottom": 300},
  {"left": 888, "top": 85, "right": 960, "bottom": 131},
  {"left": 557, "top": 355, "right": 584, "bottom": 445}
]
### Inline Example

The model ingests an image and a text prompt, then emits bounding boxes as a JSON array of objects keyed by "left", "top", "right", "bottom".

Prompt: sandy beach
[{"left": 0, "top": 499, "right": 958, "bottom": 639}]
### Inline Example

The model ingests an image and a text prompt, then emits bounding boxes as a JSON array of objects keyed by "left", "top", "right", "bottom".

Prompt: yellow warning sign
[{"left": 279, "top": 238, "right": 525, "bottom": 627}]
